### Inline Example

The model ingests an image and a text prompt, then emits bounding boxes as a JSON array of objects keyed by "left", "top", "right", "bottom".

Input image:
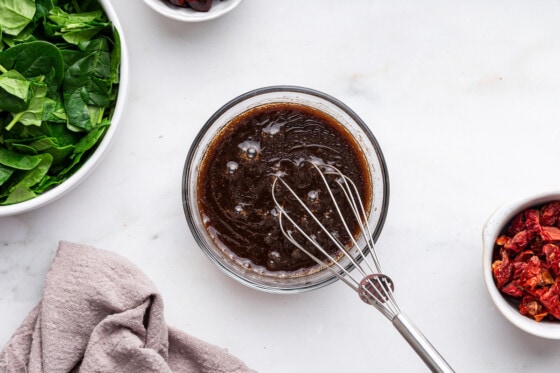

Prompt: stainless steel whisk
[{"left": 271, "top": 161, "right": 454, "bottom": 373}]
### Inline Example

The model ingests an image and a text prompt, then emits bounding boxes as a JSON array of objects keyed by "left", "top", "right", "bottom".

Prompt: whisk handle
[{"left": 392, "top": 313, "right": 454, "bottom": 373}]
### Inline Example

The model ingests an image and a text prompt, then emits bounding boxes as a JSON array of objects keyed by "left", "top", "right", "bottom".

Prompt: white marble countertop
[{"left": 3, "top": 0, "right": 560, "bottom": 371}]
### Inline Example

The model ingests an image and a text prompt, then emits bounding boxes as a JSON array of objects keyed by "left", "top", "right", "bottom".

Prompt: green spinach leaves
[{"left": 0, "top": 0, "right": 121, "bottom": 204}]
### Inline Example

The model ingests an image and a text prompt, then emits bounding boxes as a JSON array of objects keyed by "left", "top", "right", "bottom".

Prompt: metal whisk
[{"left": 271, "top": 161, "right": 454, "bottom": 373}]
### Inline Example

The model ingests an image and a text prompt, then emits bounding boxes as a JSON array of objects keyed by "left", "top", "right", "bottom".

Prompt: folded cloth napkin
[{"left": 0, "top": 241, "right": 255, "bottom": 373}]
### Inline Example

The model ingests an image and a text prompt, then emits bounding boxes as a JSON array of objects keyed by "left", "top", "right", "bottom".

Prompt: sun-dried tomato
[
  {"left": 503, "top": 230, "right": 529, "bottom": 252},
  {"left": 525, "top": 209, "right": 542, "bottom": 239},
  {"left": 544, "top": 244, "right": 560, "bottom": 277},
  {"left": 492, "top": 248, "right": 512, "bottom": 289},
  {"left": 516, "top": 256, "right": 553, "bottom": 299},
  {"left": 541, "top": 201, "right": 560, "bottom": 226},
  {"left": 512, "top": 260, "right": 528, "bottom": 279},
  {"left": 540, "top": 279, "right": 560, "bottom": 319},
  {"left": 542, "top": 226, "right": 560, "bottom": 242},
  {"left": 502, "top": 281, "right": 524, "bottom": 297},
  {"left": 507, "top": 212, "right": 526, "bottom": 236},
  {"left": 492, "top": 201, "right": 560, "bottom": 322},
  {"left": 519, "top": 296, "right": 548, "bottom": 322}
]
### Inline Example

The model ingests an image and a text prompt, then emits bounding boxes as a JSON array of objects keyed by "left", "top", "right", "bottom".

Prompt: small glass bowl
[
  {"left": 482, "top": 190, "right": 560, "bottom": 339},
  {"left": 182, "top": 86, "right": 390, "bottom": 293}
]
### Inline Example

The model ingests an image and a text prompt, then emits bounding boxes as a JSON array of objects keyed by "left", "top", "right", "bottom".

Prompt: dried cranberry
[
  {"left": 168, "top": 0, "right": 187, "bottom": 7},
  {"left": 186, "top": 0, "right": 213, "bottom": 12}
]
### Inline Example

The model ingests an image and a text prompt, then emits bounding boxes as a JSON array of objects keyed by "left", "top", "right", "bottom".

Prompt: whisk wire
[
  {"left": 312, "top": 164, "right": 401, "bottom": 317},
  {"left": 278, "top": 213, "right": 360, "bottom": 291},
  {"left": 271, "top": 161, "right": 454, "bottom": 373},
  {"left": 272, "top": 177, "right": 362, "bottom": 291},
  {"left": 307, "top": 163, "right": 373, "bottom": 279},
  {"left": 318, "top": 163, "right": 382, "bottom": 275},
  {"left": 273, "top": 162, "right": 387, "bottom": 301}
]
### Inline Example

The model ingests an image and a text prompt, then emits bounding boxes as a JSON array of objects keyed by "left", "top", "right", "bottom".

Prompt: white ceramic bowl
[
  {"left": 0, "top": 0, "right": 129, "bottom": 217},
  {"left": 482, "top": 191, "right": 560, "bottom": 339},
  {"left": 143, "top": 0, "right": 243, "bottom": 22}
]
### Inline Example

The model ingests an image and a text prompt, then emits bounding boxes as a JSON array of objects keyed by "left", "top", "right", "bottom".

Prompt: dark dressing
[{"left": 198, "top": 103, "right": 371, "bottom": 276}]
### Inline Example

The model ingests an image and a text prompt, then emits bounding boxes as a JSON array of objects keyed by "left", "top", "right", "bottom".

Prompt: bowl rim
[
  {"left": 142, "top": 0, "right": 244, "bottom": 23},
  {"left": 0, "top": 0, "right": 130, "bottom": 217},
  {"left": 482, "top": 190, "right": 560, "bottom": 339},
  {"left": 182, "top": 85, "right": 390, "bottom": 293}
]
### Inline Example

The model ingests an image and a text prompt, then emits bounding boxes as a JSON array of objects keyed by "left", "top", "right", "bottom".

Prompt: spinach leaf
[
  {"left": 110, "top": 29, "right": 121, "bottom": 85},
  {"left": 0, "top": 0, "right": 36, "bottom": 36},
  {"left": 5, "top": 134, "right": 74, "bottom": 165},
  {"left": 0, "top": 147, "right": 42, "bottom": 170},
  {"left": 59, "top": 120, "right": 108, "bottom": 176},
  {"left": 63, "top": 38, "right": 111, "bottom": 131},
  {"left": 2, "top": 185, "right": 36, "bottom": 204},
  {"left": 34, "top": 0, "right": 53, "bottom": 21},
  {"left": 6, "top": 81, "right": 47, "bottom": 129},
  {"left": 0, "top": 69, "right": 31, "bottom": 112},
  {"left": 10, "top": 142, "right": 38, "bottom": 154},
  {"left": 67, "top": 0, "right": 103, "bottom": 13},
  {"left": 63, "top": 87, "right": 92, "bottom": 131},
  {"left": 2, "top": 152, "right": 53, "bottom": 205},
  {"left": 29, "top": 137, "right": 74, "bottom": 164},
  {"left": 42, "top": 122, "right": 81, "bottom": 146},
  {"left": 45, "top": 6, "right": 109, "bottom": 45},
  {"left": 14, "top": 152, "right": 52, "bottom": 187},
  {"left": 42, "top": 96, "right": 66, "bottom": 123},
  {"left": 0, "top": 165, "right": 14, "bottom": 185},
  {"left": 0, "top": 41, "right": 64, "bottom": 92}
]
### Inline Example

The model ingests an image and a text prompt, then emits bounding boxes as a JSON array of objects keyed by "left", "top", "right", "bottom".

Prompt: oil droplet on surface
[
  {"left": 307, "top": 190, "right": 319, "bottom": 202},
  {"left": 238, "top": 140, "right": 261, "bottom": 161},
  {"left": 227, "top": 161, "right": 239, "bottom": 174},
  {"left": 247, "top": 147, "right": 257, "bottom": 159}
]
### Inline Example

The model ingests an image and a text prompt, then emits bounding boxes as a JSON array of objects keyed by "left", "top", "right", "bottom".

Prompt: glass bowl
[
  {"left": 182, "top": 86, "right": 390, "bottom": 293},
  {"left": 482, "top": 190, "right": 560, "bottom": 339}
]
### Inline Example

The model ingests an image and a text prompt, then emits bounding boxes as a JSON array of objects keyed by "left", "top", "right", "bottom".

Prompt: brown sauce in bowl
[{"left": 197, "top": 102, "right": 371, "bottom": 276}]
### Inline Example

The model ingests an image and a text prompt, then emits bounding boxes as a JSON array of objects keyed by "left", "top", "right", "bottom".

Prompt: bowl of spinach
[{"left": 0, "top": 0, "right": 128, "bottom": 216}]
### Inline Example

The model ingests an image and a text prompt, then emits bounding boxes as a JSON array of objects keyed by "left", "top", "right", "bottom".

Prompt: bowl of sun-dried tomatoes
[{"left": 483, "top": 191, "right": 560, "bottom": 339}]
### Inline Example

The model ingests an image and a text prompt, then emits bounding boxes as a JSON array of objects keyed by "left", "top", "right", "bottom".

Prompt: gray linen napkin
[{"left": 0, "top": 241, "right": 256, "bottom": 373}]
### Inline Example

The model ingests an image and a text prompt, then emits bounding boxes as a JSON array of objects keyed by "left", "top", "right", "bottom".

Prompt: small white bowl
[
  {"left": 482, "top": 191, "right": 560, "bottom": 339},
  {"left": 143, "top": 0, "right": 244, "bottom": 22},
  {"left": 0, "top": 0, "right": 129, "bottom": 217}
]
